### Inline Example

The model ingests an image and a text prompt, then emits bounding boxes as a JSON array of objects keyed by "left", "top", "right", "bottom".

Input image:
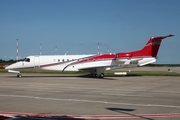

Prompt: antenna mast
[
  {"left": 65, "top": 48, "right": 68, "bottom": 55},
  {"left": 40, "top": 43, "right": 42, "bottom": 55},
  {"left": 16, "top": 39, "right": 19, "bottom": 62},
  {"left": 55, "top": 46, "right": 57, "bottom": 55},
  {"left": 107, "top": 47, "right": 110, "bottom": 53},
  {"left": 98, "top": 42, "right": 100, "bottom": 54}
]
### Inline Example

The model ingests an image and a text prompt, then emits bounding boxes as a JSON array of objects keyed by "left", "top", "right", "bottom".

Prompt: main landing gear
[
  {"left": 91, "top": 68, "right": 105, "bottom": 78},
  {"left": 92, "top": 73, "right": 104, "bottom": 78}
]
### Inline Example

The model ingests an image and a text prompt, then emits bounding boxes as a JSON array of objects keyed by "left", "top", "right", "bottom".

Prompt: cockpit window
[{"left": 23, "top": 58, "right": 30, "bottom": 62}]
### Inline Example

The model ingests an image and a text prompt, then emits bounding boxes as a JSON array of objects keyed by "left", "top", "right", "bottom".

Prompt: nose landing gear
[
  {"left": 7, "top": 70, "right": 22, "bottom": 78},
  {"left": 17, "top": 74, "right": 22, "bottom": 78}
]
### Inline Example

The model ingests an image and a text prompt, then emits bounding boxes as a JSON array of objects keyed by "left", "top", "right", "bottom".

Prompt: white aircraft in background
[{"left": 5, "top": 34, "right": 174, "bottom": 78}]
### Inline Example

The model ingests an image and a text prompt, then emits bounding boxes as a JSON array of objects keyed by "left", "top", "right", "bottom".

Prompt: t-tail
[
  {"left": 117, "top": 34, "right": 174, "bottom": 58},
  {"left": 139, "top": 34, "right": 174, "bottom": 57},
  {"left": 116, "top": 34, "right": 174, "bottom": 66}
]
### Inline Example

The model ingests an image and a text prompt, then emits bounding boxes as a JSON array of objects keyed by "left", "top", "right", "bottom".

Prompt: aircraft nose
[
  {"left": 5, "top": 63, "right": 17, "bottom": 70},
  {"left": 5, "top": 65, "right": 11, "bottom": 70},
  {"left": 5, "top": 62, "right": 22, "bottom": 70}
]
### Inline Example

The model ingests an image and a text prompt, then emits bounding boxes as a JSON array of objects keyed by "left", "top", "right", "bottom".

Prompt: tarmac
[
  {"left": 0, "top": 73, "right": 180, "bottom": 120},
  {"left": 116, "top": 66, "right": 180, "bottom": 73}
]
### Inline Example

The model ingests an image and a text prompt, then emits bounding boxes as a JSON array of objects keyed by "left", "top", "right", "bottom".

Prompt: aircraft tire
[
  {"left": 100, "top": 73, "right": 104, "bottom": 78},
  {"left": 96, "top": 73, "right": 104, "bottom": 78},
  {"left": 17, "top": 74, "right": 22, "bottom": 78}
]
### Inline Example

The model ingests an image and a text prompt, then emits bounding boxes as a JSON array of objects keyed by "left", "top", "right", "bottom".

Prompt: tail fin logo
[{"left": 145, "top": 41, "right": 161, "bottom": 47}]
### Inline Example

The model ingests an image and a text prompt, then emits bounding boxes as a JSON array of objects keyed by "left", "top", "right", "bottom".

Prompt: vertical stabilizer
[{"left": 140, "top": 34, "right": 174, "bottom": 57}]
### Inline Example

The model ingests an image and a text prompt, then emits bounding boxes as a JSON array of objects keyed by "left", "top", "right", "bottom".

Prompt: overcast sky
[{"left": 0, "top": 0, "right": 179, "bottom": 64}]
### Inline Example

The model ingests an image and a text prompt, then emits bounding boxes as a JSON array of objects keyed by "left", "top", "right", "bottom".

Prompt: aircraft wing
[
  {"left": 78, "top": 58, "right": 142, "bottom": 72},
  {"left": 78, "top": 65, "right": 110, "bottom": 71}
]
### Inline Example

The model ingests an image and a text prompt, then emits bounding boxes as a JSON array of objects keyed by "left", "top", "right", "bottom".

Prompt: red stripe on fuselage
[
  {"left": 72, "top": 54, "right": 116, "bottom": 65},
  {"left": 40, "top": 61, "right": 70, "bottom": 68}
]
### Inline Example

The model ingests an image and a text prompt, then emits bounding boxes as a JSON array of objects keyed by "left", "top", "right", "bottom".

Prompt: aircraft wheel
[
  {"left": 17, "top": 74, "right": 22, "bottom": 78},
  {"left": 96, "top": 73, "right": 104, "bottom": 78},
  {"left": 90, "top": 74, "right": 96, "bottom": 77},
  {"left": 100, "top": 73, "right": 104, "bottom": 78},
  {"left": 96, "top": 74, "right": 102, "bottom": 78}
]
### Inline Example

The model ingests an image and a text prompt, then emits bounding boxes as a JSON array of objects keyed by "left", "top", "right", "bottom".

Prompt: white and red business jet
[{"left": 5, "top": 34, "right": 174, "bottom": 78}]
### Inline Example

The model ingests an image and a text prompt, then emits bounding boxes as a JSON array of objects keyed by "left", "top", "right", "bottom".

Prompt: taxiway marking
[{"left": 1, "top": 94, "right": 180, "bottom": 109}]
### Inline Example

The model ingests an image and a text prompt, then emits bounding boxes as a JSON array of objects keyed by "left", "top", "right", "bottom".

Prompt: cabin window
[
  {"left": 58, "top": 59, "right": 60, "bottom": 62},
  {"left": 23, "top": 58, "right": 30, "bottom": 62},
  {"left": 62, "top": 59, "right": 64, "bottom": 62}
]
